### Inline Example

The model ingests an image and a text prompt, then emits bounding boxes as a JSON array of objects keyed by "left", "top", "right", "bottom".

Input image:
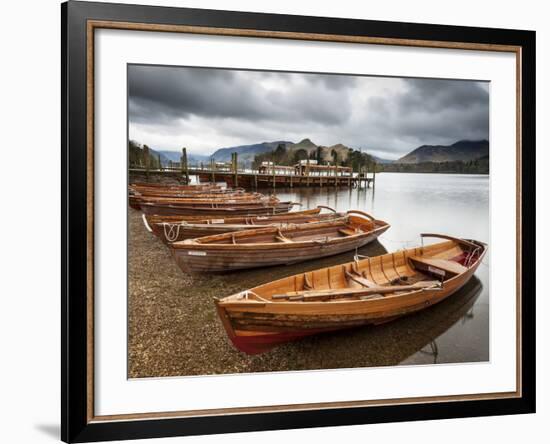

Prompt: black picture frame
[{"left": 62, "top": 1, "right": 536, "bottom": 442}]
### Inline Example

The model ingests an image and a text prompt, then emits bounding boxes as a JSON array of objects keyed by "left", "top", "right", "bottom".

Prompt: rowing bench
[{"left": 409, "top": 256, "right": 467, "bottom": 279}]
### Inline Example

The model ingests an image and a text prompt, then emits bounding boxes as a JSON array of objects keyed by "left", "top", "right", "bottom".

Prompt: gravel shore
[{"left": 128, "top": 208, "right": 486, "bottom": 378}]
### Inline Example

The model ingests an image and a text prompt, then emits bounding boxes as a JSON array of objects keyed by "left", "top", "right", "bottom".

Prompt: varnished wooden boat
[
  {"left": 130, "top": 182, "right": 223, "bottom": 191},
  {"left": 170, "top": 211, "right": 390, "bottom": 272},
  {"left": 215, "top": 234, "right": 487, "bottom": 354},
  {"left": 144, "top": 206, "right": 344, "bottom": 243},
  {"left": 128, "top": 183, "right": 248, "bottom": 209},
  {"left": 137, "top": 194, "right": 275, "bottom": 205},
  {"left": 129, "top": 192, "right": 269, "bottom": 210},
  {"left": 139, "top": 200, "right": 297, "bottom": 216},
  {"left": 142, "top": 206, "right": 327, "bottom": 227}
]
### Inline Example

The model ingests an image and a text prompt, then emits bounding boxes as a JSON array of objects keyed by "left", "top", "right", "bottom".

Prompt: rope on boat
[
  {"left": 354, "top": 246, "right": 370, "bottom": 263},
  {"left": 162, "top": 223, "right": 183, "bottom": 242},
  {"left": 240, "top": 290, "right": 271, "bottom": 303}
]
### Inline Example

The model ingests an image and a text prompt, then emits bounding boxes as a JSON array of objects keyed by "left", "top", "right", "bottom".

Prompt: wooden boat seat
[
  {"left": 338, "top": 228, "right": 358, "bottom": 236},
  {"left": 409, "top": 256, "right": 467, "bottom": 277}
]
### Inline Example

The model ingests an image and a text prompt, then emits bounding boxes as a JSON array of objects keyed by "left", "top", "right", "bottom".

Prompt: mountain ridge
[{"left": 397, "top": 139, "right": 489, "bottom": 164}]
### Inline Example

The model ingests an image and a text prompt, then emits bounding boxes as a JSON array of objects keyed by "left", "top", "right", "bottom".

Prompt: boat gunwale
[
  {"left": 170, "top": 217, "right": 390, "bottom": 250},
  {"left": 142, "top": 207, "right": 325, "bottom": 226},
  {"left": 156, "top": 213, "right": 347, "bottom": 231},
  {"left": 217, "top": 238, "right": 487, "bottom": 308}
]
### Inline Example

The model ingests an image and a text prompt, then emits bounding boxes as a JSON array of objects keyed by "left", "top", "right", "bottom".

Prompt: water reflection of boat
[
  {"left": 397, "top": 276, "right": 482, "bottom": 364},
  {"left": 216, "top": 234, "right": 486, "bottom": 354},
  {"left": 319, "top": 276, "right": 482, "bottom": 368}
]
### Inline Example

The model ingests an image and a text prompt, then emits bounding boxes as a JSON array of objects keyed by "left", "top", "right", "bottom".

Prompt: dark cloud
[
  {"left": 128, "top": 65, "right": 489, "bottom": 159},
  {"left": 400, "top": 78, "right": 489, "bottom": 113},
  {"left": 362, "top": 78, "right": 489, "bottom": 155},
  {"left": 128, "top": 65, "right": 354, "bottom": 127},
  {"left": 129, "top": 66, "right": 266, "bottom": 123}
]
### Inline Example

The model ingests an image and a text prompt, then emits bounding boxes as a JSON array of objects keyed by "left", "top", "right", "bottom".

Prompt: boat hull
[
  {"left": 171, "top": 226, "right": 389, "bottom": 272},
  {"left": 139, "top": 202, "right": 294, "bottom": 216}
]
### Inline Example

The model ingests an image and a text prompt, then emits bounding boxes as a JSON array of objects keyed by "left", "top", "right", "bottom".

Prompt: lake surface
[{"left": 271, "top": 172, "right": 490, "bottom": 365}]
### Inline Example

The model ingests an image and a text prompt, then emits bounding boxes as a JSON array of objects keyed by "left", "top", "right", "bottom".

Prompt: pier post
[
  {"left": 272, "top": 152, "right": 276, "bottom": 189},
  {"left": 254, "top": 174, "right": 258, "bottom": 189},
  {"left": 232, "top": 152, "right": 238, "bottom": 187},
  {"left": 181, "top": 147, "right": 189, "bottom": 184},
  {"left": 306, "top": 158, "right": 310, "bottom": 187},
  {"left": 210, "top": 158, "right": 215, "bottom": 184},
  {"left": 143, "top": 144, "right": 150, "bottom": 180}
]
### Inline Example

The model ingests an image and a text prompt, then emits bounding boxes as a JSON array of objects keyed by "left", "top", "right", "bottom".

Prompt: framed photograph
[{"left": 62, "top": 1, "right": 535, "bottom": 442}]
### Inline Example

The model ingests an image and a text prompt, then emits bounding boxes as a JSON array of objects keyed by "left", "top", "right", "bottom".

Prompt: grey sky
[{"left": 128, "top": 65, "right": 489, "bottom": 160}]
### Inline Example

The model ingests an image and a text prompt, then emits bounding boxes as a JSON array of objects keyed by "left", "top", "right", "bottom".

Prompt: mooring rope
[{"left": 162, "top": 223, "right": 182, "bottom": 242}]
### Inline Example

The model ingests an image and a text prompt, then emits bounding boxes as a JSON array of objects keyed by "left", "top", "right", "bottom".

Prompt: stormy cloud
[{"left": 128, "top": 65, "right": 489, "bottom": 159}]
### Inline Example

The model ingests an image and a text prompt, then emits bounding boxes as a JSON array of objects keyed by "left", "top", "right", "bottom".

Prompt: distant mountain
[
  {"left": 211, "top": 141, "right": 293, "bottom": 165},
  {"left": 371, "top": 155, "right": 394, "bottom": 164},
  {"left": 209, "top": 138, "right": 359, "bottom": 167},
  {"left": 251, "top": 138, "right": 375, "bottom": 172},
  {"left": 397, "top": 140, "right": 489, "bottom": 164},
  {"left": 284, "top": 139, "right": 357, "bottom": 164},
  {"left": 157, "top": 150, "right": 210, "bottom": 165},
  {"left": 157, "top": 150, "right": 182, "bottom": 162},
  {"left": 288, "top": 138, "right": 318, "bottom": 153}
]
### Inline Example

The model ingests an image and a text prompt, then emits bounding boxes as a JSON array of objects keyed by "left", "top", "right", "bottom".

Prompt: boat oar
[{"left": 272, "top": 281, "right": 442, "bottom": 301}]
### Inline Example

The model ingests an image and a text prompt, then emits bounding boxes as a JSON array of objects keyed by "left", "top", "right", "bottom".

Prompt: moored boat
[
  {"left": 170, "top": 210, "right": 390, "bottom": 272},
  {"left": 144, "top": 206, "right": 343, "bottom": 243},
  {"left": 139, "top": 200, "right": 297, "bottom": 216},
  {"left": 129, "top": 182, "right": 223, "bottom": 191},
  {"left": 129, "top": 192, "right": 271, "bottom": 210},
  {"left": 128, "top": 183, "right": 257, "bottom": 209},
  {"left": 142, "top": 206, "right": 327, "bottom": 227},
  {"left": 215, "top": 234, "right": 487, "bottom": 354}
]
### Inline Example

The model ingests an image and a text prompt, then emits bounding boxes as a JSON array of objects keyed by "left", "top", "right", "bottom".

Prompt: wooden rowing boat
[
  {"left": 214, "top": 234, "right": 486, "bottom": 354},
  {"left": 129, "top": 192, "right": 270, "bottom": 210},
  {"left": 130, "top": 182, "right": 223, "bottom": 191},
  {"left": 137, "top": 195, "right": 275, "bottom": 205},
  {"left": 142, "top": 207, "right": 326, "bottom": 227},
  {"left": 170, "top": 210, "right": 390, "bottom": 272},
  {"left": 128, "top": 183, "right": 249, "bottom": 209},
  {"left": 139, "top": 200, "right": 297, "bottom": 216},
  {"left": 144, "top": 206, "right": 344, "bottom": 243},
  {"left": 130, "top": 186, "right": 253, "bottom": 196}
]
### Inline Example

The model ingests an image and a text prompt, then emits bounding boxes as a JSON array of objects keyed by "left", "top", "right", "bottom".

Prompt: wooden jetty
[{"left": 129, "top": 147, "right": 376, "bottom": 189}]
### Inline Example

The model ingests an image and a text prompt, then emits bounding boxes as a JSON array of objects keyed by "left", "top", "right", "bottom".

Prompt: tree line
[
  {"left": 380, "top": 156, "right": 489, "bottom": 174},
  {"left": 252, "top": 144, "right": 377, "bottom": 173}
]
